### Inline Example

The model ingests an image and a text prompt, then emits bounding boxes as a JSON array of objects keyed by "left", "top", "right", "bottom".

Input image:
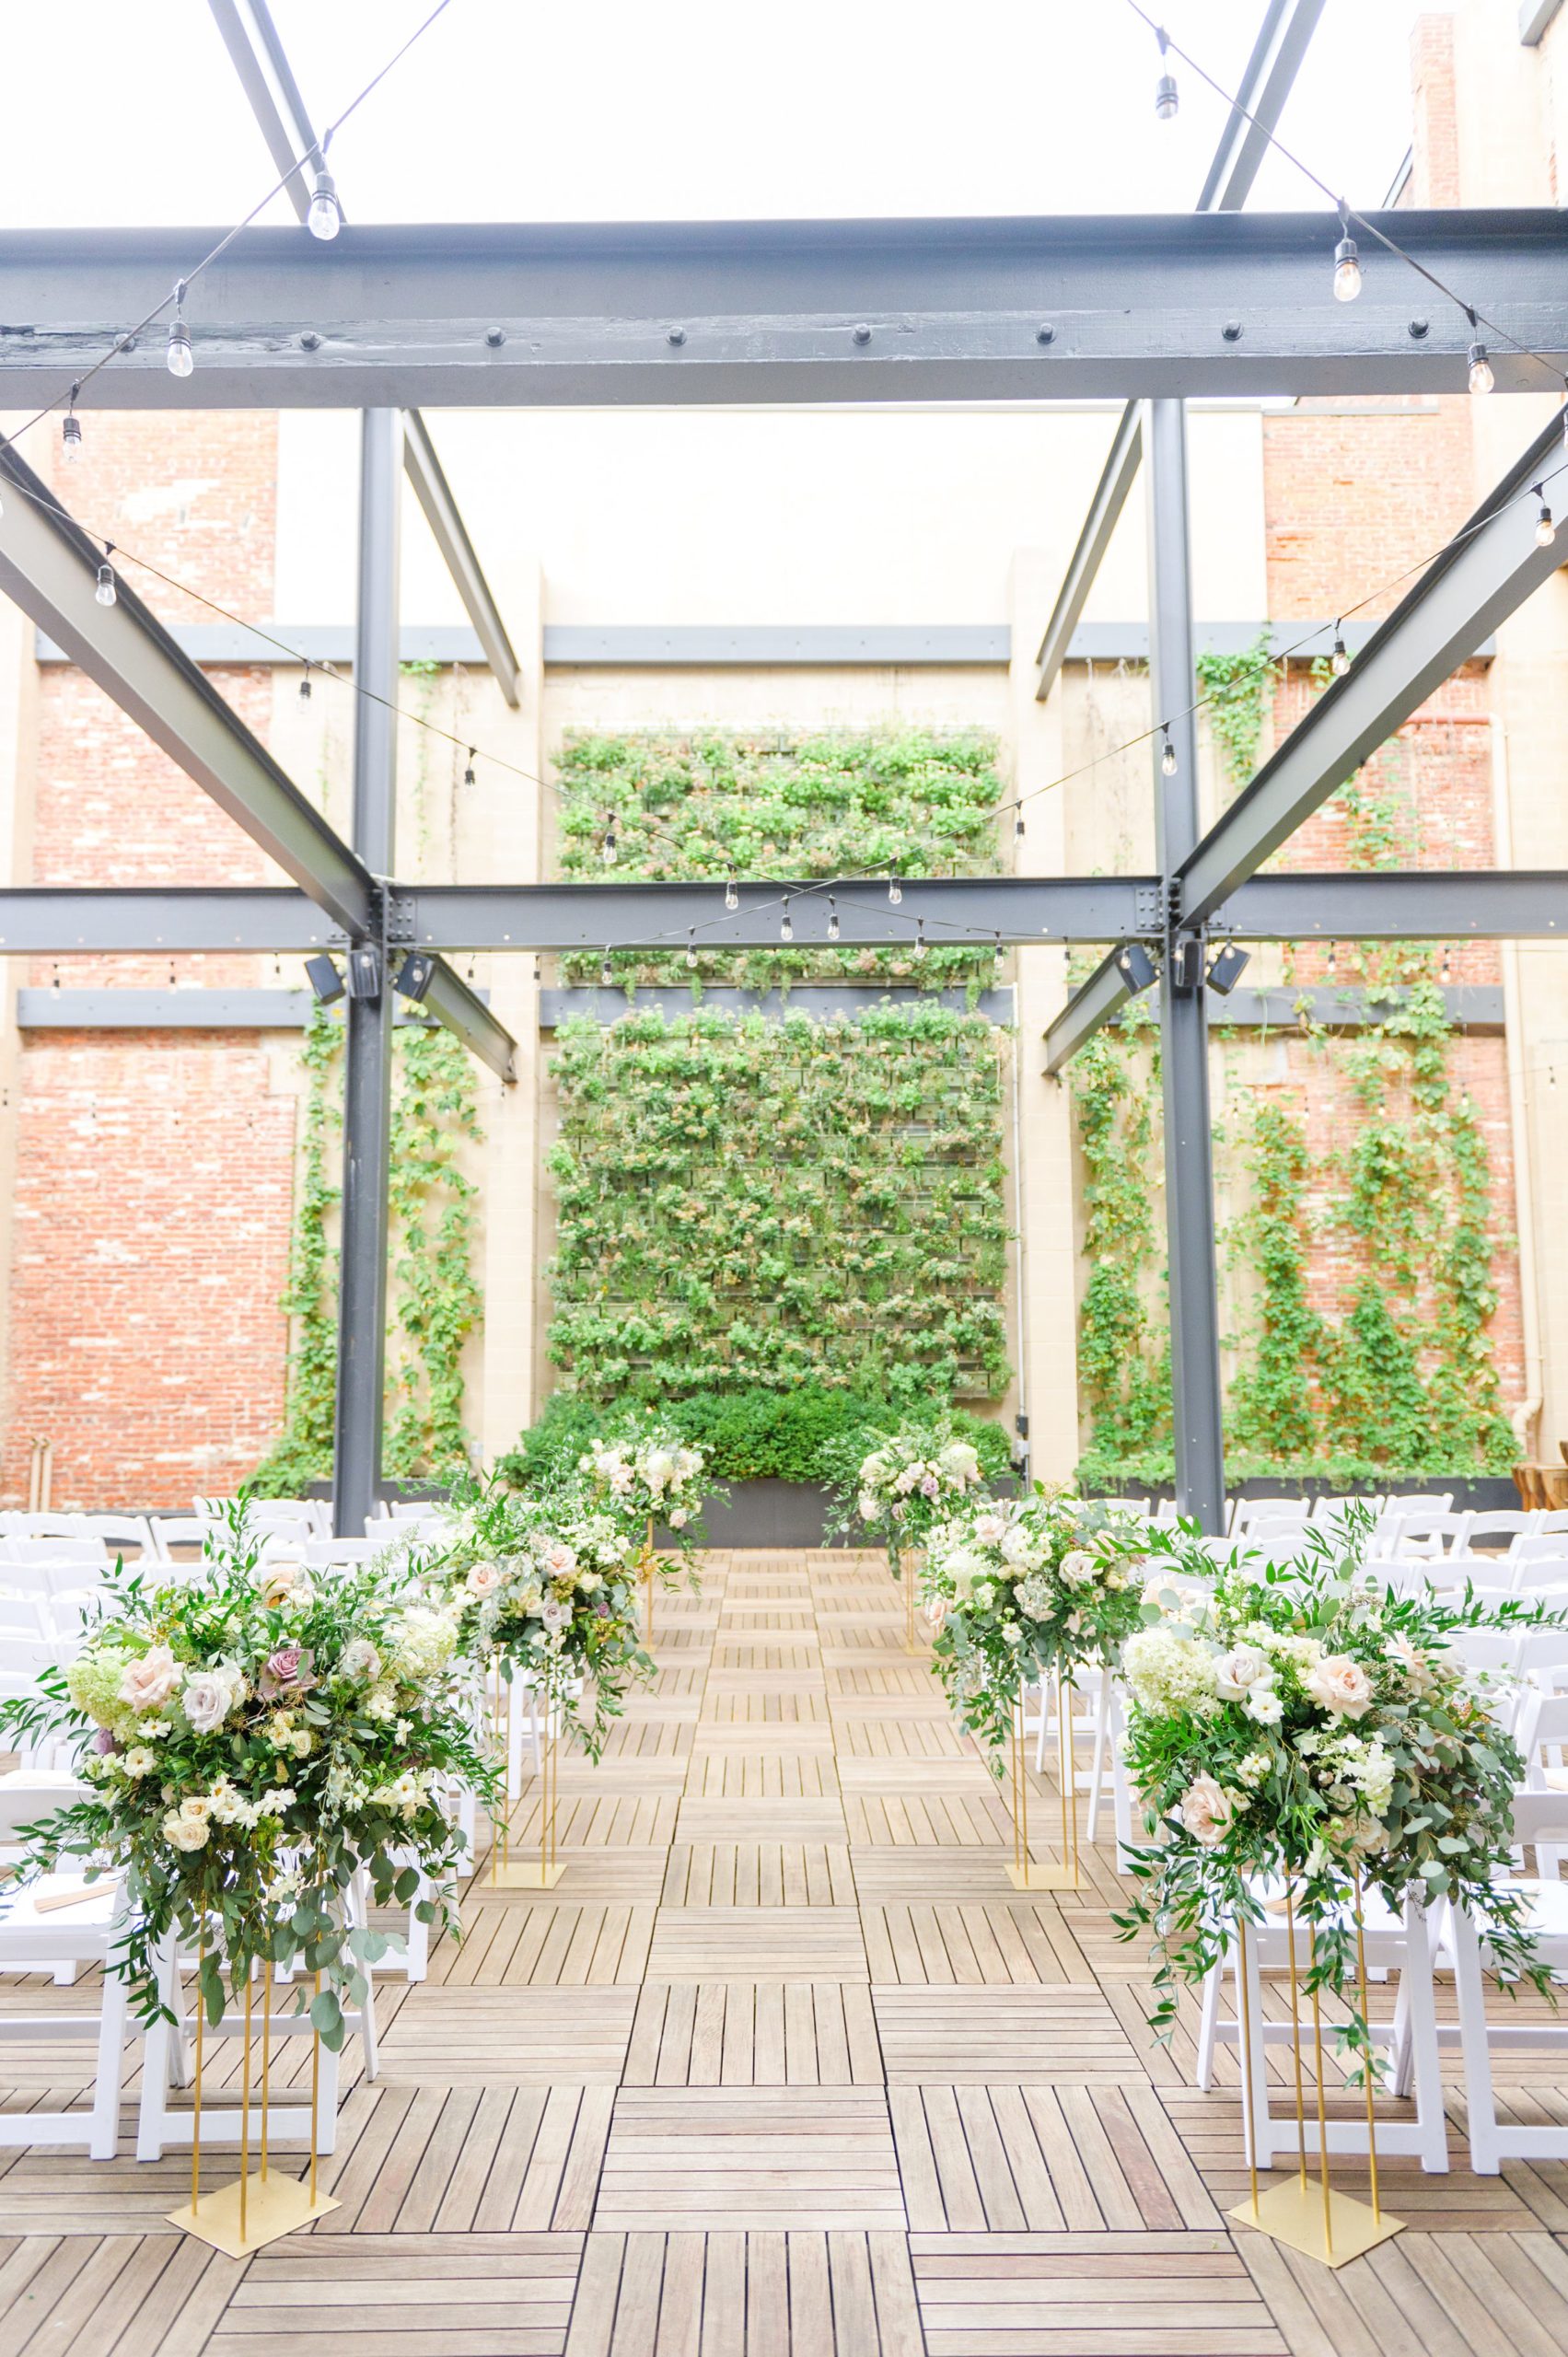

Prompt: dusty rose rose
[
  {"left": 92, "top": 1725, "right": 118, "bottom": 1755},
  {"left": 1304, "top": 1655, "right": 1374, "bottom": 1721},
  {"left": 119, "top": 1645, "right": 178, "bottom": 1712},
  {"left": 1178, "top": 1774, "right": 1237, "bottom": 1849},
  {"left": 258, "top": 1643, "right": 317, "bottom": 1702}
]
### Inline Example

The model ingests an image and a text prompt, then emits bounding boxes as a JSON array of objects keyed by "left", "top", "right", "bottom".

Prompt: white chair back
[
  {"left": 1389, "top": 1512, "right": 1470, "bottom": 1561},
  {"left": 0, "top": 1776, "right": 88, "bottom": 1844},
  {"left": 81, "top": 1515, "right": 156, "bottom": 1560},
  {"left": 0, "top": 1515, "right": 89, "bottom": 1541},
  {"left": 1385, "top": 1492, "right": 1455, "bottom": 1516},
  {"left": 1308, "top": 1492, "right": 1383, "bottom": 1524},
  {"left": 0, "top": 1537, "right": 108, "bottom": 1571},
  {"left": 147, "top": 1516, "right": 211, "bottom": 1562},
  {"left": 304, "top": 1538, "right": 380, "bottom": 1568}
]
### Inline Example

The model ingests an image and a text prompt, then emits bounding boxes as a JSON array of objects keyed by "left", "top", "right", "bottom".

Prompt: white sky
[{"left": 0, "top": 0, "right": 1420, "bottom": 227}]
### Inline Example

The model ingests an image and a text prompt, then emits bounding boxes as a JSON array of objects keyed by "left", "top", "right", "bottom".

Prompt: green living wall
[{"left": 544, "top": 726, "right": 1014, "bottom": 1414}]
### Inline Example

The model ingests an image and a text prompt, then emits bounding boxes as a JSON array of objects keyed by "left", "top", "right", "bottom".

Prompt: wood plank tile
[{"left": 595, "top": 2091, "right": 904, "bottom": 2231}]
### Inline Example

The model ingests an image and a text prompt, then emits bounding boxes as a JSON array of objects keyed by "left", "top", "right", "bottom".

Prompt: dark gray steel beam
[
  {"left": 1035, "top": 0, "right": 1324, "bottom": 702},
  {"left": 401, "top": 411, "right": 520, "bottom": 707},
  {"left": 414, "top": 955, "right": 516, "bottom": 1083},
  {"left": 0, "top": 440, "right": 375, "bottom": 935},
  {"left": 1179, "top": 406, "right": 1568, "bottom": 928},
  {"left": 400, "top": 876, "right": 1165, "bottom": 950},
  {"left": 333, "top": 409, "right": 401, "bottom": 1539},
  {"left": 1222, "top": 868, "right": 1568, "bottom": 937},
  {"left": 1147, "top": 399, "right": 1225, "bottom": 1534},
  {"left": 1206, "top": 982, "right": 1504, "bottom": 1028},
  {"left": 205, "top": 0, "right": 328, "bottom": 221},
  {"left": 0, "top": 888, "right": 335, "bottom": 951},
  {"left": 5, "top": 211, "right": 1568, "bottom": 406},
  {"left": 1041, "top": 950, "right": 1138, "bottom": 1076}
]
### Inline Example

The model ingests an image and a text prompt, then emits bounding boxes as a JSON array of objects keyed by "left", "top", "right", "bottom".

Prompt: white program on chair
[
  {"left": 1202, "top": 1886, "right": 1448, "bottom": 2175},
  {"left": 1446, "top": 1789, "right": 1568, "bottom": 2172}
]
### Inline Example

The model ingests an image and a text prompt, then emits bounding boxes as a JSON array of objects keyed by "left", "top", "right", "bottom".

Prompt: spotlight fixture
[
  {"left": 166, "top": 284, "right": 193, "bottom": 379},
  {"left": 1170, "top": 935, "right": 1205, "bottom": 992},
  {"left": 393, "top": 951, "right": 436, "bottom": 1003},
  {"left": 304, "top": 953, "right": 344, "bottom": 1004},
  {"left": 1467, "top": 339, "right": 1494, "bottom": 395},
  {"left": 345, "top": 946, "right": 381, "bottom": 1002},
  {"left": 307, "top": 169, "right": 342, "bottom": 241},
  {"left": 1206, "top": 941, "right": 1250, "bottom": 996},
  {"left": 1114, "top": 942, "right": 1158, "bottom": 994}
]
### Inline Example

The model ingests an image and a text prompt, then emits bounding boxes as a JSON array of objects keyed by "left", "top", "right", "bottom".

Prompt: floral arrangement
[
  {"left": 427, "top": 1477, "right": 652, "bottom": 1757},
  {"left": 923, "top": 1492, "right": 1148, "bottom": 1758},
  {"left": 0, "top": 1515, "right": 493, "bottom": 2042},
  {"left": 832, "top": 1414, "right": 989, "bottom": 1566},
  {"left": 1115, "top": 1520, "right": 1560, "bottom": 2055},
  {"left": 579, "top": 1419, "right": 710, "bottom": 1543}
]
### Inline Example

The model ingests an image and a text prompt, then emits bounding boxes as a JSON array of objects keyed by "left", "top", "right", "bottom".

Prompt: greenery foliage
[
  {"left": 546, "top": 1001, "right": 1011, "bottom": 1405},
  {"left": 553, "top": 727, "right": 1004, "bottom": 993},
  {"left": 1194, "top": 631, "right": 1276, "bottom": 795},
  {"left": 253, "top": 1016, "right": 483, "bottom": 1492}
]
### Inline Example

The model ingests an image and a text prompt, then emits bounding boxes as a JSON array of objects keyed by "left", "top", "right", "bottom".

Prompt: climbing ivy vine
[{"left": 252, "top": 1017, "right": 483, "bottom": 1492}]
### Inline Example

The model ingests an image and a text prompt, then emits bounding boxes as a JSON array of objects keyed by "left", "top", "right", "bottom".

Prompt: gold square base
[
  {"left": 1005, "top": 1861, "right": 1080, "bottom": 1891},
  {"left": 1228, "top": 2178, "right": 1403, "bottom": 2268},
  {"left": 167, "top": 2170, "right": 340, "bottom": 2257},
  {"left": 487, "top": 1861, "right": 567, "bottom": 1888}
]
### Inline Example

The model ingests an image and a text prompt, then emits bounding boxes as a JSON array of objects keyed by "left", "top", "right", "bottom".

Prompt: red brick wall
[{"left": 3, "top": 413, "right": 298, "bottom": 1506}]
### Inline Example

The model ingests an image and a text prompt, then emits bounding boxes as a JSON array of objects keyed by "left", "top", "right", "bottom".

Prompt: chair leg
[
  {"left": 1237, "top": 1928, "right": 1273, "bottom": 2171},
  {"left": 88, "top": 1968, "right": 129, "bottom": 2160},
  {"left": 404, "top": 1881, "right": 430, "bottom": 1982},
  {"left": 1086, "top": 1675, "right": 1109, "bottom": 1844},
  {"left": 1400, "top": 1899, "right": 1450, "bottom": 2173},
  {"left": 135, "top": 1939, "right": 180, "bottom": 2161},
  {"left": 1448, "top": 1907, "right": 1502, "bottom": 2174},
  {"left": 357, "top": 1977, "right": 380, "bottom": 2084},
  {"left": 1195, "top": 1957, "right": 1222, "bottom": 2090}
]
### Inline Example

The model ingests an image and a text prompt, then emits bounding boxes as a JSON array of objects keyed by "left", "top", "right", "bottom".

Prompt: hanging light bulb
[
  {"left": 95, "top": 558, "right": 117, "bottom": 608},
  {"left": 724, "top": 877, "right": 738, "bottom": 912},
  {"left": 600, "top": 810, "right": 618, "bottom": 864},
  {"left": 828, "top": 895, "right": 841, "bottom": 943},
  {"left": 685, "top": 928, "right": 698, "bottom": 968},
  {"left": 1154, "top": 26, "right": 1178, "bottom": 120},
  {"left": 1330, "top": 630, "right": 1351, "bottom": 678},
  {"left": 1160, "top": 728, "right": 1177, "bottom": 777},
  {"left": 913, "top": 918, "right": 927, "bottom": 960},
  {"left": 1332, "top": 220, "right": 1362, "bottom": 304},
  {"left": 1468, "top": 340, "right": 1494, "bottom": 395},
  {"left": 307, "top": 169, "right": 342, "bottom": 242},
  {"left": 298, "top": 666, "right": 312, "bottom": 702},
  {"left": 888, "top": 877, "right": 903, "bottom": 906},
  {"left": 166, "top": 283, "right": 193, "bottom": 379},
  {"left": 1536, "top": 488, "right": 1557, "bottom": 549},
  {"left": 600, "top": 947, "right": 613, "bottom": 989},
  {"left": 780, "top": 898, "right": 794, "bottom": 943},
  {"left": 62, "top": 390, "right": 82, "bottom": 464},
  {"left": 463, "top": 747, "right": 476, "bottom": 786},
  {"left": 1013, "top": 805, "right": 1026, "bottom": 842}
]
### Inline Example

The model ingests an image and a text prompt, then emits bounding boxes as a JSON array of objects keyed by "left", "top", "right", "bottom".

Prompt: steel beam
[
  {"left": 1036, "top": 0, "right": 1325, "bottom": 701},
  {"left": 1178, "top": 406, "right": 1568, "bottom": 929},
  {"left": 0, "top": 888, "right": 334, "bottom": 951},
  {"left": 1222, "top": 868, "right": 1568, "bottom": 938},
  {"left": 414, "top": 955, "right": 517, "bottom": 1082},
  {"left": 401, "top": 411, "right": 520, "bottom": 707},
  {"left": 1041, "top": 950, "right": 1138, "bottom": 1075},
  {"left": 400, "top": 875, "right": 1164, "bottom": 950},
  {"left": 5, "top": 211, "right": 1568, "bottom": 407},
  {"left": 333, "top": 410, "right": 401, "bottom": 1539},
  {"left": 1147, "top": 400, "right": 1225, "bottom": 1533},
  {"left": 0, "top": 440, "right": 375, "bottom": 935},
  {"left": 205, "top": 0, "right": 329, "bottom": 221}
]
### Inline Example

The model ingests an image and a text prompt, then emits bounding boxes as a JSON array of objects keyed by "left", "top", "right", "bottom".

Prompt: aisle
[{"left": 4, "top": 1549, "right": 1568, "bottom": 2355}]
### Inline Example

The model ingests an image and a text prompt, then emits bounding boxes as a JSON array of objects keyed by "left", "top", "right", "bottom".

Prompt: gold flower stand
[
  {"left": 487, "top": 1668, "right": 565, "bottom": 1890},
  {"left": 1005, "top": 1678, "right": 1081, "bottom": 1892}
]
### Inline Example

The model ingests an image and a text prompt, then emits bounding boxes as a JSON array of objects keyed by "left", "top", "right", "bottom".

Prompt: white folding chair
[
  {"left": 1446, "top": 1790, "right": 1568, "bottom": 2172},
  {"left": 1, "top": 1537, "right": 109, "bottom": 1573},
  {"left": 0, "top": 1515, "right": 91, "bottom": 1542},
  {"left": 81, "top": 1515, "right": 157, "bottom": 1562},
  {"left": 147, "top": 1515, "right": 212, "bottom": 1563},
  {"left": 1200, "top": 1883, "right": 1449, "bottom": 2175},
  {"left": 0, "top": 1861, "right": 131, "bottom": 2159},
  {"left": 1388, "top": 1513, "right": 1471, "bottom": 1562},
  {"left": 1384, "top": 1492, "right": 1455, "bottom": 1518},
  {"left": 1309, "top": 1493, "right": 1384, "bottom": 1526},
  {"left": 303, "top": 1538, "right": 381, "bottom": 1568}
]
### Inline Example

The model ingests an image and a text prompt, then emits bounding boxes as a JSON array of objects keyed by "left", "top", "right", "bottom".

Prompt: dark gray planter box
[
  {"left": 680, "top": 1480, "right": 842, "bottom": 1549},
  {"left": 1087, "top": 1475, "right": 1520, "bottom": 1514}
]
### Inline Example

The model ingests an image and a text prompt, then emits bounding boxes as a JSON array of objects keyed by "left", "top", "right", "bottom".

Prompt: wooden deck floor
[{"left": 6, "top": 1547, "right": 1568, "bottom": 2352}]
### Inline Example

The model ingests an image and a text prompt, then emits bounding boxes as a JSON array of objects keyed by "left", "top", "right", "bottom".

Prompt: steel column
[
  {"left": 1146, "top": 400, "right": 1225, "bottom": 1532},
  {"left": 332, "top": 409, "right": 402, "bottom": 1537}
]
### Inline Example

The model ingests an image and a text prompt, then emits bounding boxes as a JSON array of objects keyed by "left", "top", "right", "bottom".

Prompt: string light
[
  {"left": 1013, "top": 805, "right": 1025, "bottom": 842},
  {"left": 780, "top": 898, "right": 794, "bottom": 943},
  {"left": 1154, "top": 24, "right": 1178, "bottom": 119},
  {"left": 888, "top": 877, "right": 903, "bottom": 905},
  {"left": 828, "top": 894, "right": 840, "bottom": 942},
  {"left": 1330, "top": 629, "right": 1351, "bottom": 678},
  {"left": 600, "top": 810, "right": 618, "bottom": 865},
  {"left": 307, "top": 169, "right": 342, "bottom": 242},
  {"left": 463, "top": 746, "right": 476, "bottom": 786},
  {"left": 95, "top": 551, "right": 117, "bottom": 608},
  {"left": 62, "top": 389, "right": 82, "bottom": 465},
  {"left": 685, "top": 927, "right": 698, "bottom": 968},
  {"left": 1160, "top": 728, "right": 1177, "bottom": 777},
  {"left": 913, "top": 918, "right": 927, "bottom": 960},
  {"left": 1535, "top": 486, "right": 1557, "bottom": 548},
  {"left": 1467, "top": 339, "right": 1494, "bottom": 396},
  {"left": 298, "top": 664, "right": 312, "bottom": 702},
  {"left": 600, "top": 947, "right": 612, "bottom": 989},
  {"left": 724, "top": 877, "right": 738, "bottom": 912},
  {"left": 1332, "top": 215, "right": 1362, "bottom": 303},
  {"left": 166, "top": 283, "right": 193, "bottom": 379}
]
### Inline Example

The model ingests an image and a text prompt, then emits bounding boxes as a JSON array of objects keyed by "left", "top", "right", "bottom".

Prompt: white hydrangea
[{"left": 1122, "top": 1627, "right": 1216, "bottom": 1713}]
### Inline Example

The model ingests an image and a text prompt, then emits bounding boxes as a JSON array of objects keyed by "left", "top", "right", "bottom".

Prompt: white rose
[
  {"left": 1058, "top": 1549, "right": 1096, "bottom": 1589},
  {"left": 1214, "top": 1643, "right": 1272, "bottom": 1700},
  {"left": 1304, "top": 1655, "right": 1375, "bottom": 1721},
  {"left": 182, "top": 1666, "right": 243, "bottom": 1734},
  {"left": 120, "top": 1646, "right": 178, "bottom": 1712},
  {"left": 1178, "top": 1773, "right": 1237, "bottom": 1849},
  {"left": 162, "top": 1811, "right": 210, "bottom": 1852},
  {"left": 340, "top": 1637, "right": 381, "bottom": 1682},
  {"left": 858, "top": 1492, "right": 879, "bottom": 1523},
  {"left": 260, "top": 1561, "right": 313, "bottom": 1610},
  {"left": 669, "top": 1508, "right": 689, "bottom": 1530}
]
